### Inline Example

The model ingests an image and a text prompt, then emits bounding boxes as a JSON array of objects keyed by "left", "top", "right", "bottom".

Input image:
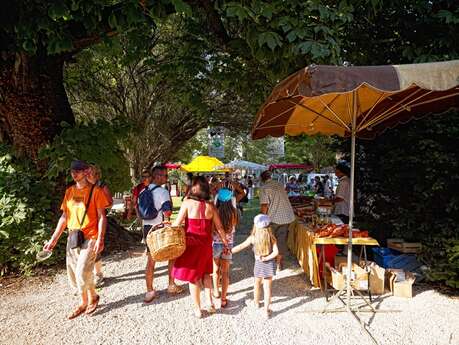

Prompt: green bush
[
  {"left": 351, "top": 110, "right": 459, "bottom": 289},
  {"left": 0, "top": 119, "right": 132, "bottom": 275},
  {"left": 0, "top": 145, "right": 62, "bottom": 274}
]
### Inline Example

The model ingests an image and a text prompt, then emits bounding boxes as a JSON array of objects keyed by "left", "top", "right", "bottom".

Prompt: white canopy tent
[{"left": 223, "top": 160, "right": 268, "bottom": 172}]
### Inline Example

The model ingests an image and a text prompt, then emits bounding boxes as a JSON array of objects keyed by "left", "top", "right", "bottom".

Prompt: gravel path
[{"left": 1, "top": 231, "right": 458, "bottom": 345}]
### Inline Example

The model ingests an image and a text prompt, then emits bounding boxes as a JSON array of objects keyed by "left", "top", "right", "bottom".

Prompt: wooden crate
[{"left": 388, "top": 240, "right": 422, "bottom": 254}]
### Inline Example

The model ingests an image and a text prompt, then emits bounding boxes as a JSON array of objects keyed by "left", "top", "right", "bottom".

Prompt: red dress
[{"left": 172, "top": 200, "right": 213, "bottom": 283}]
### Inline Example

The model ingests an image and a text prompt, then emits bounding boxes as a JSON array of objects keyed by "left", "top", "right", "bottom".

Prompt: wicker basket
[{"left": 146, "top": 224, "right": 186, "bottom": 261}]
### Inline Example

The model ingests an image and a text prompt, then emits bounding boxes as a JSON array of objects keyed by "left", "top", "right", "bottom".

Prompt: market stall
[
  {"left": 287, "top": 221, "right": 379, "bottom": 292},
  {"left": 251, "top": 59, "right": 459, "bottom": 344}
]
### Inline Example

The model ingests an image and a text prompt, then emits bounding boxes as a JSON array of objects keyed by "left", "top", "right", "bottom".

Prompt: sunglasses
[{"left": 142, "top": 175, "right": 151, "bottom": 178}]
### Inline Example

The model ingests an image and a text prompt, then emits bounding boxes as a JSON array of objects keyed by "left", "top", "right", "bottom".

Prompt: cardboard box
[
  {"left": 362, "top": 261, "right": 385, "bottom": 295},
  {"left": 338, "top": 263, "right": 369, "bottom": 291},
  {"left": 328, "top": 265, "right": 345, "bottom": 290},
  {"left": 387, "top": 270, "right": 416, "bottom": 298}
]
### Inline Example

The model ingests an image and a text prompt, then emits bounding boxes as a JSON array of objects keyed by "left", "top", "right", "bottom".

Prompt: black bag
[
  {"left": 68, "top": 230, "right": 85, "bottom": 249},
  {"left": 68, "top": 185, "right": 95, "bottom": 249}
]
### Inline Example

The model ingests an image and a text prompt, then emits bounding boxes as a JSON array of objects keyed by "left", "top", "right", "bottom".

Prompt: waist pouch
[{"left": 68, "top": 230, "right": 85, "bottom": 249}]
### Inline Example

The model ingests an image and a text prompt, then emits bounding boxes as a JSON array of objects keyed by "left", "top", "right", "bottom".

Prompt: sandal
[
  {"left": 207, "top": 305, "right": 217, "bottom": 314},
  {"left": 193, "top": 309, "right": 202, "bottom": 319},
  {"left": 68, "top": 305, "right": 87, "bottom": 320},
  {"left": 85, "top": 295, "right": 100, "bottom": 315},
  {"left": 265, "top": 309, "right": 273, "bottom": 319},
  {"left": 167, "top": 284, "right": 184, "bottom": 295},
  {"left": 221, "top": 298, "right": 228, "bottom": 308},
  {"left": 144, "top": 290, "right": 156, "bottom": 303}
]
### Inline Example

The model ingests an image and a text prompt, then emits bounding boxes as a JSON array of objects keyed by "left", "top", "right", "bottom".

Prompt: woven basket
[{"left": 146, "top": 224, "right": 186, "bottom": 262}]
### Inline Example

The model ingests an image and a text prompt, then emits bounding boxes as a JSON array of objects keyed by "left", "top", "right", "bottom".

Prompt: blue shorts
[{"left": 213, "top": 243, "right": 233, "bottom": 261}]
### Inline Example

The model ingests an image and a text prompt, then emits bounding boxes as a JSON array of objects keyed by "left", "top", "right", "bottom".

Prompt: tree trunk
[{"left": 0, "top": 52, "right": 74, "bottom": 161}]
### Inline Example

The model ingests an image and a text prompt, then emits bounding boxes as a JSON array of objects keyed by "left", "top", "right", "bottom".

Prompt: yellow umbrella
[{"left": 181, "top": 155, "right": 230, "bottom": 173}]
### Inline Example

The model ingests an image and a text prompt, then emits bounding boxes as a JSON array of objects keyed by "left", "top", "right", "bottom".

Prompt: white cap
[{"left": 254, "top": 214, "right": 271, "bottom": 228}]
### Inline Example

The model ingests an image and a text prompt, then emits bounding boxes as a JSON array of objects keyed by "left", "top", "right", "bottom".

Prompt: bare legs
[
  {"left": 212, "top": 258, "right": 221, "bottom": 298},
  {"left": 263, "top": 278, "right": 273, "bottom": 316},
  {"left": 220, "top": 260, "right": 230, "bottom": 303},
  {"left": 213, "top": 258, "right": 230, "bottom": 303},
  {"left": 203, "top": 274, "right": 215, "bottom": 312},
  {"left": 145, "top": 254, "right": 156, "bottom": 293},
  {"left": 254, "top": 277, "right": 262, "bottom": 307},
  {"left": 189, "top": 281, "right": 202, "bottom": 318},
  {"left": 189, "top": 274, "right": 215, "bottom": 318},
  {"left": 253, "top": 277, "right": 273, "bottom": 317}
]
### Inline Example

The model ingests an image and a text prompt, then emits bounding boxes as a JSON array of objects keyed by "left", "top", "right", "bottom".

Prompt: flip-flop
[
  {"left": 68, "top": 305, "right": 87, "bottom": 320},
  {"left": 85, "top": 295, "right": 100, "bottom": 315}
]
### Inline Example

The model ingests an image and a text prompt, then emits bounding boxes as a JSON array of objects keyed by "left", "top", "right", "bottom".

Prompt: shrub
[
  {"left": 352, "top": 110, "right": 459, "bottom": 289},
  {"left": 0, "top": 145, "right": 62, "bottom": 274}
]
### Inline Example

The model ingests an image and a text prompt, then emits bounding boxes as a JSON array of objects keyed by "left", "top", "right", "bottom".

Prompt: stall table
[{"left": 288, "top": 221, "right": 379, "bottom": 297}]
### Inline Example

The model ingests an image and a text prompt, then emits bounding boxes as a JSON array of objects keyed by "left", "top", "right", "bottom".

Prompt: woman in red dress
[{"left": 172, "top": 176, "right": 229, "bottom": 318}]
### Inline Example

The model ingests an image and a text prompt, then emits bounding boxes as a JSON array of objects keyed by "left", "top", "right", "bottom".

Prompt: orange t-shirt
[{"left": 61, "top": 184, "right": 110, "bottom": 240}]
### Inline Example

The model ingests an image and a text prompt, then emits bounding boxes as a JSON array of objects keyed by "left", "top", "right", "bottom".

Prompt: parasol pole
[{"left": 346, "top": 91, "right": 357, "bottom": 310}]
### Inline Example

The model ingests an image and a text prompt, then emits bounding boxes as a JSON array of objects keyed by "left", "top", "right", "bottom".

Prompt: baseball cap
[
  {"left": 70, "top": 160, "right": 89, "bottom": 171},
  {"left": 254, "top": 214, "right": 271, "bottom": 228}
]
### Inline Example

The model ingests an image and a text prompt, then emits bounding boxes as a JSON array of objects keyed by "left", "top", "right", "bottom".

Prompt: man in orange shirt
[{"left": 45, "top": 160, "right": 110, "bottom": 319}]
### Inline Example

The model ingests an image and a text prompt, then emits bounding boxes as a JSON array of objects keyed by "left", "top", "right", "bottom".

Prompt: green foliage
[
  {"left": 219, "top": 0, "right": 354, "bottom": 71},
  {"left": 0, "top": 145, "right": 62, "bottom": 275},
  {"left": 39, "top": 120, "right": 131, "bottom": 193},
  {"left": 353, "top": 110, "right": 459, "bottom": 288},
  {"left": 341, "top": 0, "right": 459, "bottom": 64},
  {"left": 2, "top": 0, "right": 156, "bottom": 55},
  {"left": 285, "top": 134, "right": 337, "bottom": 170}
]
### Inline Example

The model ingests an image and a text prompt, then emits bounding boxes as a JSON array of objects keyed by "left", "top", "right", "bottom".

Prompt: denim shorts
[{"left": 213, "top": 242, "right": 233, "bottom": 261}]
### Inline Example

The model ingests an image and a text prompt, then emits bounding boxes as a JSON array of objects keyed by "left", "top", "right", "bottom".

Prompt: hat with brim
[{"left": 70, "top": 160, "right": 89, "bottom": 171}]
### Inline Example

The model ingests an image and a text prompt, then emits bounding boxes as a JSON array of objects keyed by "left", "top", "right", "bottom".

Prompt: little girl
[
  {"left": 232, "top": 214, "right": 279, "bottom": 318},
  {"left": 213, "top": 188, "right": 239, "bottom": 308}
]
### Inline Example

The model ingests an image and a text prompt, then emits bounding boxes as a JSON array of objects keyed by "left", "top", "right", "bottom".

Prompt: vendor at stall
[
  {"left": 332, "top": 161, "right": 351, "bottom": 224},
  {"left": 285, "top": 176, "right": 300, "bottom": 196}
]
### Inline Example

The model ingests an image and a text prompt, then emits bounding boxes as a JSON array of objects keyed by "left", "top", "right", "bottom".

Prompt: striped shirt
[{"left": 259, "top": 180, "right": 295, "bottom": 225}]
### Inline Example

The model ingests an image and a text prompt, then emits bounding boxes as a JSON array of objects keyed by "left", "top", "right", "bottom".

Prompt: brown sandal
[
  {"left": 85, "top": 295, "right": 100, "bottom": 315},
  {"left": 68, "top": 305, "right": 87, "bottom": 320}
]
